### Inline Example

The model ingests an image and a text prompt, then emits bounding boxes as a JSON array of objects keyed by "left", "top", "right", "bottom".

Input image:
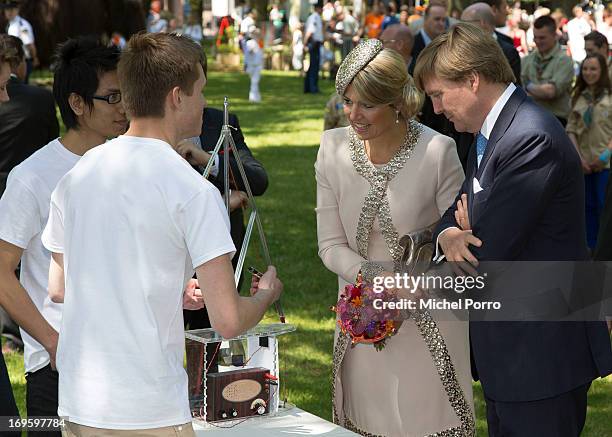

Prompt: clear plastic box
[{"left": 185, "top": 323, "right": 295, "bottom": 426}]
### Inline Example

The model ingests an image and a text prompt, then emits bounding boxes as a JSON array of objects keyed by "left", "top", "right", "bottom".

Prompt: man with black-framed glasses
[
  {"left": 92, "top": 91, "right": 122, "bottom": 104},
  {"left": 0, "top": 36, "right": 126, "bottom": 434}
]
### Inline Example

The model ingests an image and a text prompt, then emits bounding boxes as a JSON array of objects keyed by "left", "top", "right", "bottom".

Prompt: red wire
[{"left": 205, "top": 342, "right": 222, "bottom": 373}]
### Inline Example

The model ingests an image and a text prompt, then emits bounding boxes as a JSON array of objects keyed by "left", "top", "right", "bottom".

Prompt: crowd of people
[
  {"left": 316, "top": 14, "right": 611, "bottom": 437},
  {"left": 321, "top": 1, "right": 612, "bottom": 256}
]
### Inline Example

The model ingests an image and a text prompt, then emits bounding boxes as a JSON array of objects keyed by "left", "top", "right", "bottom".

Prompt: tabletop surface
[{"left": 193, "top": 407, "right": 358, "bottom": 436}]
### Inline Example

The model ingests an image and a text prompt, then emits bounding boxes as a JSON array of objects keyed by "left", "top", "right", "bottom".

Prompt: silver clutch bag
[{"left": 399, "top": 222, "right": 438, "bottom": 277}]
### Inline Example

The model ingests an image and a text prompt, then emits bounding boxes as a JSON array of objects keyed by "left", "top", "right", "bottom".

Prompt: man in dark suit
[
  {"left": 408, "top": 5, "right": 474, "bottom": 171},
  {"left": 178, "top": 107, "right": 268, "bottom": 331},
  {"left": 415, "top": 23, "right": 612, "bottom": 436},
  {"left": 0, "top": 35, "right": 58, "bottom": 195},
  {"left": 461, "top": 3, "right": 521, "bottom": 86},
  {"left": 480, "top": 0, "right": 514, "bottom": 46},
  {"left": 409, "top": 3, "right": 446, "bottom": 75}
]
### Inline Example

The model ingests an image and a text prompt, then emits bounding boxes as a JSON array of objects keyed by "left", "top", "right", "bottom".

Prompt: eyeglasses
[{"left": 92, "top": 93, "right": 122, "bottom": 104}]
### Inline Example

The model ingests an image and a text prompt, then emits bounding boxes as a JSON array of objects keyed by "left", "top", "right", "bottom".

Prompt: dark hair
[
  {"left": 533, "top": 15, "right": 557, "bottom": 34},
  {"left": 478, "top": 0, "right": 504, "bottom": 9},
  {"left": 52, "top": 36, "right": 120, "bottom": 130},
  {"left": 584, "top": 31, "right": 608, "bottom": 49},
  {"left": 0, "top": 35, "right": 17, "bottom": 68},
  {"left": 118, "top": 32, "right": 206, "bottom": 119},
  {"left": 572, "top": 53, "right": 611, "bottom": 106},
  {"left": 0, "top": 35, "right": 23, "bottom": 69}
]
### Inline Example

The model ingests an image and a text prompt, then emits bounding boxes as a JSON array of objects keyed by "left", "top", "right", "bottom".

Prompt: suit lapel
[{"left": 476, "top": 87, "right": 527, "bottom": 180}]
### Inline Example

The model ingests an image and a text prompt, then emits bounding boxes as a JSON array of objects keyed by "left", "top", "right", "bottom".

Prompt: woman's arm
[{"left": 315, "top": 133, "right": 366, "bottom": 283}]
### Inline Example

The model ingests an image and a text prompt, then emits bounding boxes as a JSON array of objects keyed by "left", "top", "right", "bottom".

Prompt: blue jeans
[
  {"left": 585, "top": 170, "right": 609, "bottom": 249},
  {"left": 304, "top": 41, "right": 321, "bottom": 93}
]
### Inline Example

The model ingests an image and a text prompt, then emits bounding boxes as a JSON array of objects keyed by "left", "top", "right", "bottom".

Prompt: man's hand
[
  {"left": 454, "top": 194, "right": 471, "bottom": 231},
  {"left": 176, "top": 139, "right": 211, "bottom": 166},
  {"left": 183, "top": 278, "right": 205, "bottom": 310},
  {"left": 46, "top": 332, "right": 58, "bottom": 370},
  {"left": 439, "top": 227, "right": 482, "bottom": 276},
  {"left": 229, "top": 190, "right": 248, "bottom": 211},
  {"left": 581, "top": 157, "right": 593, "bottom": 174},
  {"left": 249, "top": 265, "right": 283, "bottom": 304},
  {"left": 589, "top": 158, "right": 605, "bottom": 173}
]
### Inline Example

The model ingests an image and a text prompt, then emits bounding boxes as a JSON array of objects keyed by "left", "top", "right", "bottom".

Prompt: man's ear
[
  {"left": 170, "top": 86, "right": 182, "bottom": 108},
  {"left": 469, "top": 72, "right": 480, "bottom": 93},
  {"left": 68, "top": 93, "right": 85, "bottom": 116}
]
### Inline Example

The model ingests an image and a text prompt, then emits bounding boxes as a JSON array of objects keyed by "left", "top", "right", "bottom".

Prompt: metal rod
[
  {"left": 226, "top": 134, "right": 272, "bottom": 265},
  {"left": 234, "top": 209, "right": 256, "bottom": 286},
  {"left": 202, "top": 134, "right": 224, "bottom": 178},
  {"left": 226, "top": 133, "right": 285, "bottom": 322},
  {"left": 202, "top": 96, "right": 285, "bottom": 322},
  {"left": 222, "top": 97, "right": 230, "bottom": 214}
]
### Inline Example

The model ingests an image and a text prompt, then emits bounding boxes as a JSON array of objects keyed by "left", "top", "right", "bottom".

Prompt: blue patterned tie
[{"left": 476, "top": 133, "right": 488, "bottom": 167}]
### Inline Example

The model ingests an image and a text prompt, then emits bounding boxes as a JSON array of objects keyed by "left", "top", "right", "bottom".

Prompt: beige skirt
[{"left": 332, "top": 300, "right": 475, "bottom": 437}]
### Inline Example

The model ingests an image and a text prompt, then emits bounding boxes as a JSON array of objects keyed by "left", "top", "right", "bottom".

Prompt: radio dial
[
  {"left": 230, "top": 409, "right": 238, "bottom": 417},
  {"left": 251, "top": 398, "right": 267, "bottom": 415},
  {"left": 220, "top": 410, "right": 228, "bottom": 419}
]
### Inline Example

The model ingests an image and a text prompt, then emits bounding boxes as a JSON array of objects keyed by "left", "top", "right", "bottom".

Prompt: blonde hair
[
  {"left": 349, "top": 48, "right": 423, "bottom": 120},
  {"left": 413, "top": 23, "right": 515, "bottom": 91}
]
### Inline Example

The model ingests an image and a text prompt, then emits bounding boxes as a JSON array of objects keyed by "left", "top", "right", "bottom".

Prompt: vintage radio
[
  {"left": 205, "top": 367, "right": 270, "bottom": 421},
  {"left": 185, "top": 324, "right": 295, "bottom": 425}
]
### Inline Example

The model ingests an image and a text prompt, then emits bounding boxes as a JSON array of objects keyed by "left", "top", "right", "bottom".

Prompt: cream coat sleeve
[
  {"left": 315, "top": 131, "right": 365, "bottom": 283},
  {"left": 435, "top": 135, "right": 465, "bottom": 216}
]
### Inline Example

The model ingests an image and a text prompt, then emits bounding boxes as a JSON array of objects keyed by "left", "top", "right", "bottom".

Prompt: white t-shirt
[
  {"left": 41, "top": 135, "right": 236, "bottom": 429},
  {"left": 0, "top": 139, "right": 79, "bottom": 373},
  {"left": 7, "top": 15, "right": 34, "bottom": 58},
  {"left": 240, "top": 16, "right": 255, "bottom": 36}
]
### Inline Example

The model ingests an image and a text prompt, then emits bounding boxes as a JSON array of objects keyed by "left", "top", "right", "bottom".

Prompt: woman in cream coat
[{"left": 316, "top": 40, "right": 475, "bottom": 436}]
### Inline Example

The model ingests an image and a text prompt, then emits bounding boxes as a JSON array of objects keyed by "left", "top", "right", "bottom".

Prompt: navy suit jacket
[{"left": 434, "top": 86, "right": 612, "bottom": 401}]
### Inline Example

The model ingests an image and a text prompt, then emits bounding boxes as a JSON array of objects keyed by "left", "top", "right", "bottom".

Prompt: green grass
[{"left": 5, "top": 70, "right": 612, "bottom": 436}]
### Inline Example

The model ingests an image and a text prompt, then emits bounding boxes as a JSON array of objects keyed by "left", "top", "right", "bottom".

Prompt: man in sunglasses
[{"left": 0, "top": 36, "right": 126, "bottom": 433}]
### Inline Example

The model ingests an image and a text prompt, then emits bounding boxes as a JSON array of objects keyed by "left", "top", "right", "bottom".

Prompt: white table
[{"left": 193, "top": 406, "right": 358, "bottom": 436}]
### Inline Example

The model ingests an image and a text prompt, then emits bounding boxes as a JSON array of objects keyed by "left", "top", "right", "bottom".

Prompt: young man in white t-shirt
[
  {"left": 42, "top": 32, "right": 283, "bottom": 436},
  {"left": 0, "top": 37, "right": 126, "bottom": 428}
]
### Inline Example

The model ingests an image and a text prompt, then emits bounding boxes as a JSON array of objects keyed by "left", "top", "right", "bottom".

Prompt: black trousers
[
  {"left": 485, "top": 382, "right": 590, "bottom": 437},
  {"left": 0, "top": 349, "right": 19, "bottom": 416},
  {"left": 25, "top": 364, "right": 61, "bottom": 437}
]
